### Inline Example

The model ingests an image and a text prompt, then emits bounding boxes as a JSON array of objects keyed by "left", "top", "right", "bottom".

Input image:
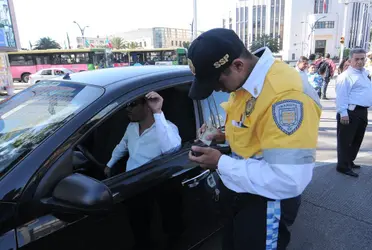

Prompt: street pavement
[{"left": 2, "top": 80, "right": 372, "bottom": 249}]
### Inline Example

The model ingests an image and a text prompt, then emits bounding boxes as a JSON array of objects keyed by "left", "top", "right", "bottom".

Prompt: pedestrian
[
  {"left": 335, "top": 48, "right": 372, "bottom": 177},
  {"left": 308, "top": 54, "right": 316, "bottom": 64},
  {"left": 296, "top": 56, "right": 309, "bottom": 84},
  {"left": 187, "top": 28, "right": 321, "bottom": 250},
  {"left": 308, "top": 63, "right": 325, "bottom": 97},
  {"left": 338, "top": 58, "right": 350, "bottom": 75},
  {"left": 319, "top": 53, "right": 336, "bottom": 99}
]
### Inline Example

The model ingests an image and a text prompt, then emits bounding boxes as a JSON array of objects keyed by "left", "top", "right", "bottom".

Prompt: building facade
[
  {"left": 76, "top": 36, "right": 106, "bottom": 48},
  {"left": 223, "top": 0, "right": 372, "bottom": 61},
  {"left": 112, "top": 27, "right": 202, "bottom": 49}
]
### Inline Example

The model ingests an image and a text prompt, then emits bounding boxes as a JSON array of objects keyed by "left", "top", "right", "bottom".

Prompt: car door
[{"left": 14, "top": 81, "right": 230, "bottom": 250}]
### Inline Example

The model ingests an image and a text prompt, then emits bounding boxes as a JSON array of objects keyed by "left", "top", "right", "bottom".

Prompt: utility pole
[
  {"left": 340, "top": 2, "right": 349, "bottom": 60},
  {"left": 308, "top": 16, "right": 327, "bottom": 55},
  {"left": 73, "top": 21, "right": 89, "bottom": 48},
  {"left": 192, "top": 0, "right": 197, "bottom": 40}
]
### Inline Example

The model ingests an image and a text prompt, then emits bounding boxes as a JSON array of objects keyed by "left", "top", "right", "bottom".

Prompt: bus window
[
  {"left": 76, "top": 53, "right": 90, "bottom": 64},
  {"left": 178, "top": 53, "right": 187, "bottom": 65},
  {"left": 35, "top": 55, "right": 50, "bottom": 65},
  {"left": 51, "top": 54, "right": 61, "bottom": 65},
  {"left": 163, "top": 51, "right": 176, "bottom": 61},
  {"left": 9, "top": 55, "right": 34, "bottom": 66},
  {"left": 60, "top": 53, "right": 75, "bottom": 64}
]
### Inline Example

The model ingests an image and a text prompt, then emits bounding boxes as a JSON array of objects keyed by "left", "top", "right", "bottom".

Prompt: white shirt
[
  {"left": 336, "top": 66, "right": 372, "bottom": 117},
  {"left": 216, "top": 47, "right": 315, "bottom": 200},
  {"left": 107, "top": 112, "right": 181, "bottom": 172}
]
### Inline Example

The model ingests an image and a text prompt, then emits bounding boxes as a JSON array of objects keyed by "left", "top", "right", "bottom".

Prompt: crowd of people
[{"left": 295, "top": 48, "right": 372, "bottom": 178}]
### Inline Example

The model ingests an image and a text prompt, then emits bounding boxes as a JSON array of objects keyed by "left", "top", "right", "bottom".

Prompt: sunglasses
[{"left": 124, "top": 99, "right": 144, "bottom": 108}]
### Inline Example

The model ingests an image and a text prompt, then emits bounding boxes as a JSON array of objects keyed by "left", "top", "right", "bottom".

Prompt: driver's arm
[{"left": 107, "top": 130, "right": 129, "bottom": 168}]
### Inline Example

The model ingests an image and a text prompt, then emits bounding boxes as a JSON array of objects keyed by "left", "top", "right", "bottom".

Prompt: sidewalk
[{"left": 289, "top": 79, "right": 372, "bottom": 250}]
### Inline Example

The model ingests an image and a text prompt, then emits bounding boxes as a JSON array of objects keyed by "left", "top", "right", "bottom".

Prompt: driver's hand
[{"left": 104, "top": 167, "right": 112, "bottom": 177}]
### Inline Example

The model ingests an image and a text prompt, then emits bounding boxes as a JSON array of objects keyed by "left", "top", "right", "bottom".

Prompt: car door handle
[{"left": 182, "top": 169, "right": 210, "bottom": 188}]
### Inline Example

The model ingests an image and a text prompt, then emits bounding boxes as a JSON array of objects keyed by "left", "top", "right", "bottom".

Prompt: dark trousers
[
  {"left": 337, "top": 106, "right": 368, "bottom": 169},
  {"left": 221, "top": 187, "right": 301, "bottom": 250},
  {"left": 315, "top": 87, "right": 321, "bottom": 98},
  {"left": 321, "top": 77, "right": 330, "bottom": 98}
]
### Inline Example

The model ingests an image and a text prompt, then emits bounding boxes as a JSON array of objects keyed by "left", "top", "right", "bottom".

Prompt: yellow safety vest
[{"left": 221, "top": 60, "right": 321, "bottom": 160}]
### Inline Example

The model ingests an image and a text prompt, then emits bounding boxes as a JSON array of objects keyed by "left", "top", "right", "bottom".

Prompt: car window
[
  {"left": 41, "top": 70, "right": 52, "bottom": 75},
  {"left": 202, "top": 91, "right": 229, "bottom": 129},
  {"left": 75, "top": 85, "right": 194, "bottom": 179},
  {"left": 0, "top": 81, "right": 104, "bottom": 179}
]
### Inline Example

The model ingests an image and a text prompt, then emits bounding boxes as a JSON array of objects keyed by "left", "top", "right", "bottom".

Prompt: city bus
[
  {"left": 8, "top": 48, "right": 112, "bottom": 82},
  {"left": 112, "top": 47, "right": 188, "bottom": 67}
]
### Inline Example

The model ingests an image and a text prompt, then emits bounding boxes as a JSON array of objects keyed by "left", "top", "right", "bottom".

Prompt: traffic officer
[{"left": 188, "top": 28, "right": 321, "bottom": 250}]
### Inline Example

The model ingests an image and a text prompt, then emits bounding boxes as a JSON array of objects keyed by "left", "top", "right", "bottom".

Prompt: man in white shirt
[
  {"left": 296, "top": 56, "right": 309, "bottom": 84},
  {"left": 335, "top": 48, "right": 372, "bottom": 178},
  {"left": 104, "top": 91, "right": 181, "bottom": 176}
]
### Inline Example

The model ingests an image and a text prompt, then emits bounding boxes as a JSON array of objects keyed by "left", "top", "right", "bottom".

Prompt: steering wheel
[{"left": 76, "top": 144, "right": 105, "bottom": 171}]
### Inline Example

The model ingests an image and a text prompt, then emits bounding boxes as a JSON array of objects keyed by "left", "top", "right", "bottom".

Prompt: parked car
[
  {"left": 0, "top": 66, "right": 232, "bottom": 250},
  {"left": 28, "top": 68, "right": 75, "bottom": 84}
]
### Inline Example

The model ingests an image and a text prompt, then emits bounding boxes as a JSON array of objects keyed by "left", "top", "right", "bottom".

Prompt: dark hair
[
  {"left": 222, "top": 49, "right": 252, "bottom": 76},
  {"left": 318, "top": 65, "right": 327, "bottom": 75},
  {"left": 298, "top": 56, "right": 308, "bottom": 63},
  {"left": 325, "top": 53, "right": 331, "bottom": 59},
  {"left": 241, "top": 48, "right": 253, "bottom": 59},
  {"left": 309, "top": 63, "right": 317, "bottom": 67},
  {"left": 338, "top": 58, "right": 349, "bottom": 74},
  {"left": 315, "top": 54, "right": 322, "bottom": 59},
  {"left": 309, "top": 54, "right": 316, "bottom": 60}
]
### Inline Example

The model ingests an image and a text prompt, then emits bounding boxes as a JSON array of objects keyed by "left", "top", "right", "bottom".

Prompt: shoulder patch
[{"left": 272, "top": 100, "right": 303, "bottom": 135}]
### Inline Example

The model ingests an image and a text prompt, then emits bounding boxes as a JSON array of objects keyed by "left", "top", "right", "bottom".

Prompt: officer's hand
[
  {"left": 188, "top": 146, "right": 222, "bottom": 169},
  {"left": 104, "top": 167, "right": 112, "bottom": 177},
  {"left": 196, "top": 123, "right": 226, "bottom": 143},
  {"left": 340, "top": 116, "right": 349, "bottom": 125}
]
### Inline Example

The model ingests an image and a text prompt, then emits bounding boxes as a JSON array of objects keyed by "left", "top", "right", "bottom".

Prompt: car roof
[{"left": 62, "top": 65, "right": 193, "bottom": 87}]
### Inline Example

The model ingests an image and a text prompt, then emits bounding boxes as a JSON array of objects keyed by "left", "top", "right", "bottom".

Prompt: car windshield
[{"left": 0, "top": 81, "right": 104, "bottom": 179}]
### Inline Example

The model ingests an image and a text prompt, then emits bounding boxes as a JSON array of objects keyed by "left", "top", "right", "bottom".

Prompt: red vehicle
[{"left": 8, "top": 48, "right": 112, "bottom": 82}]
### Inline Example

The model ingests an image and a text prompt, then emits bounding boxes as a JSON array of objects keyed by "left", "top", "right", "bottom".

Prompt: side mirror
[{"left": 41, "top": 173, "right": 113, "bottom": 215}]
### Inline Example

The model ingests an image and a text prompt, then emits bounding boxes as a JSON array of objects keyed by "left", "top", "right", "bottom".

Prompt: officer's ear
[{"left": 231, "top": 59, "right": 245, "bottom": 73}]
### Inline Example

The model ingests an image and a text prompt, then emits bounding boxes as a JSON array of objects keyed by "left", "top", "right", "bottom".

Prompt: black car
[{"left": 0, "top": 66, "right": 232, "bottom": 250}]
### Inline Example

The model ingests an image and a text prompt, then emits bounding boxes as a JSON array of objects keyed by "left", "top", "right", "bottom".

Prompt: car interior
[{"left": 72, "top": 84, "right": 197, "bottom": 180}]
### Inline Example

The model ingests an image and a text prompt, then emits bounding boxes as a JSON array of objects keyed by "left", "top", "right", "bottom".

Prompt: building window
[
  {"left": 279, "top": 0, "right": 285, "bottom": 49},
  {"left": 229, "top": 17, "right": 233, "bottom": 30},
  {"left": 171, "top": 41, "right": 174, "bottom": 46},
  {"left": 223, "top": 18, "right": 226, "bottom": 28},
  {"left": 270, "top": 0, "right": 274, "bottom": 37},
  {"left": 314, "top": 0, "right": 329, "bottom": 14},
  {"left": 314, "top": 21, "right": 335, "bottom": 29},
  {"left": 144, "top": 41, "right": 147, "bottom": 47},
  {"left": 252, "top": 6, "right": 256, "bottom": 41},
  {"left": 240, "top": 7, "right": 244, "bottom": 22},
  {"left": 236, "top": 7, "right": 239, "bottom": 32},
  {"left": 262, "top": 5, "right": 266, "bottom": 35},
  {"left": 292, "top": 53, "right": 295, "bottom": 60}
]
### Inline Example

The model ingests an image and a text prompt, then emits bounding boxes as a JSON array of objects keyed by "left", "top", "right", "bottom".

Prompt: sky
[{"left": 13, "top": 0, "right": 229, "bottom": 48}]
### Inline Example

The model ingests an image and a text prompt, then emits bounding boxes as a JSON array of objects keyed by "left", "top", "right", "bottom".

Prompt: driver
[{"left": 104, "top": 91, "right": 181, "bottom": 177}]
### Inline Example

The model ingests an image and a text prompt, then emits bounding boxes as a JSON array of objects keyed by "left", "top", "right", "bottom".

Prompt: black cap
[{"left": 187, "top": 28, "right": 246, "bottom": 100}]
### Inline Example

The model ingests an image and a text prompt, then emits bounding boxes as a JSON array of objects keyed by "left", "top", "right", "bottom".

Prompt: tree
[
  {"left": 128, "top": 42, "right": 139, "bottom": 49},
  {"left": 111, "top": 37, "right": 127, "bottom": 49},
  {"left": 34, "top": 37, "right": 61, "bottom": 50},
  {"left": 249, "top": 34, "right": 279, "bottom": 53},
  {"left": 182, "top": 41, "right": 190, "bottom": 49}
]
